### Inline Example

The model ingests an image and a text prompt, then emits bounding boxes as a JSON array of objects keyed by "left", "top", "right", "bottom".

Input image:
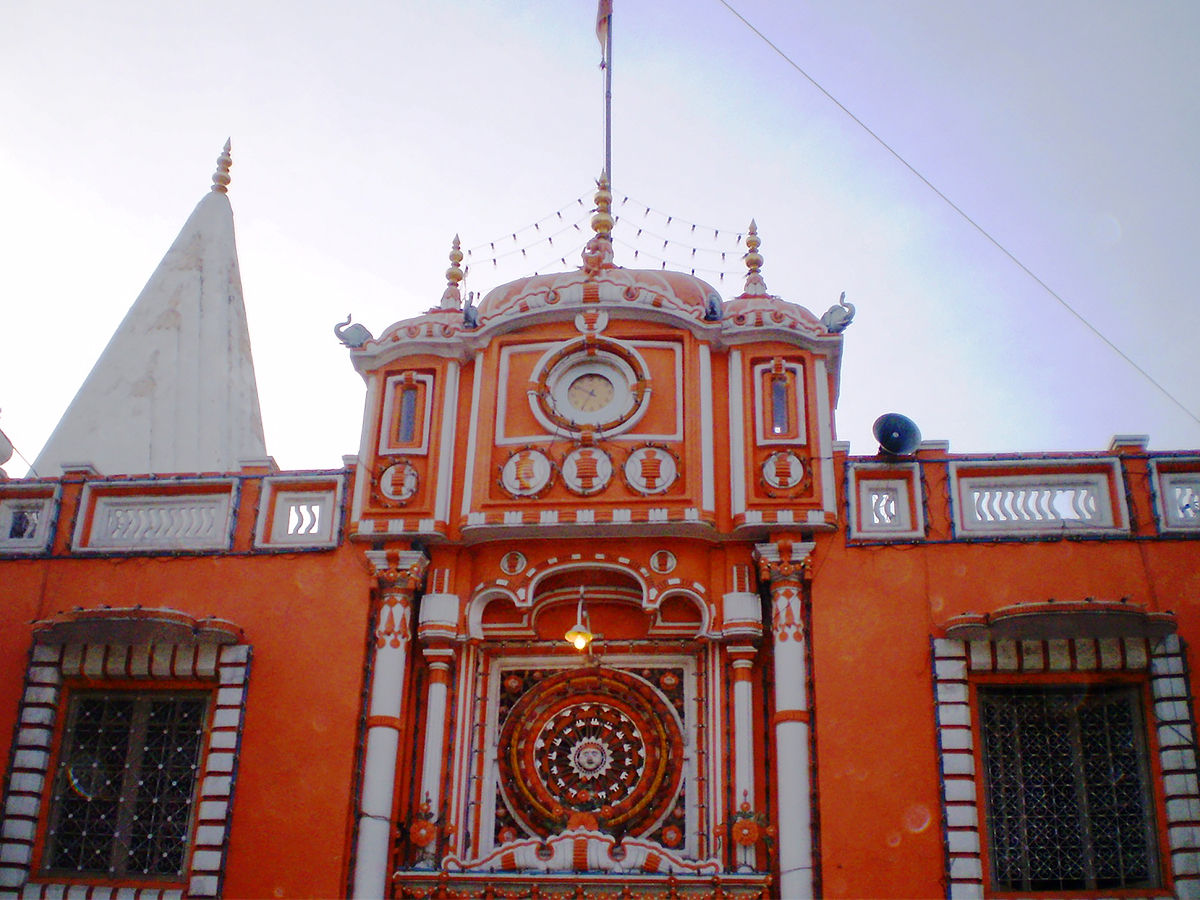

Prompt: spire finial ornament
[
  {"left": 210, "top": 139, "right": 232, "bottom": 194},
  {"left": 741, "top": 219, "right": 768, "bottom": 296},
  {"left": 581, "top": 171, "right": 615, "bottom": 276},
  {"left": 441, "top": 234, "right": 464, "bottom": 309}
]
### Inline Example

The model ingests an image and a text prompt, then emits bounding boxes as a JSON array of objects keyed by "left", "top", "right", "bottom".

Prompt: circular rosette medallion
[
  {"left": 497, "top": 668, "right": 684, "bottom": 838},
  {"left": 379, "top": 461, "right": 419, "bottom": 502},
  {"left": 623, "top": 446, "right": 678, "bottom": 494},
  {"left": 501, "top": 449, "right": 553, "bottom": 497},
  {"left": 761, "top": 451, "right": 805, "bottom": 490},
  {"left": 561, "top": 447, "right": 613, "bottom": 495}
]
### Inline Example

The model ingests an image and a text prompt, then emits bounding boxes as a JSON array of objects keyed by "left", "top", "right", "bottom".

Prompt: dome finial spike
[
  {"left": 741, "top": 219, "right": 768, "bottom": 296},
  {"left": 581, "top": 171, "right": 615, "bottom": 276},
  {"left": 210, "top": 139, "right": 232, "bottom": 193},
  {"left": 441, "top": 234, "right": 464, "bottom": 309}
]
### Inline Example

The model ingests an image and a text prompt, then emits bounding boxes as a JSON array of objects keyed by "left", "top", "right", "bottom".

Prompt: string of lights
[{"left": 461, "top": 195, "right": 753, "bottom": 288}]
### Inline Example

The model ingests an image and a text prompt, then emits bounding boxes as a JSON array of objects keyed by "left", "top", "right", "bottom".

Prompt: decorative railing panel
[
  {"left": 848, "top": 463, "right": 923, "bottom": 539},
  {"left": 0, "top": 490, "right": 58, "bottom": 554},
  {"left": 951, "top": 465, "right": 1125, "bottom": 537},
  {"left": 77, "top": 484, "right": 236, "bottom": 552},
  {"left": 253, "top": 475, "right": 343, "bottom": 549},
  {"left": 1155, "top": 470, "right": 1200, "bottom": 532}
]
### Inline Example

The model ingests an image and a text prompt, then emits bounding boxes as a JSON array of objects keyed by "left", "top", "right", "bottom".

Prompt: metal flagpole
[{"left": 604, "top": 4, "right": 612, "bottom": 185}]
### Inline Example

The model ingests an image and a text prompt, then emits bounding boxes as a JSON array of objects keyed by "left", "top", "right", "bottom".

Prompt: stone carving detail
[
  {"left": 495, "top": 668, "right": 685, "bottom": 842},
  {"left": 380, "top": 461, "right": 419, "bottom": 503},
  {"left": 761, "top": 451, "right": 805, "bottom": 490},
  {"left": 562, "top": 447, "right": 613, "bottom": 495},
  {"left": 624, "top": 446, "right": 678, "bottom": 495},
  {"left": 501, "top": 449, "right": 553, "bottom": 498},
  {"left": 87, "top": 494, "right": 231, "bottom": 550}
]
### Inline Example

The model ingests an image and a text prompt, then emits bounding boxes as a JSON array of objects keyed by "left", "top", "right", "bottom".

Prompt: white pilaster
[
  {"left": 754, "top": 540, "right": 816, "bottom": 899},
  {"left": 352, "top": 550, "right": 428, "bottom": 900}
]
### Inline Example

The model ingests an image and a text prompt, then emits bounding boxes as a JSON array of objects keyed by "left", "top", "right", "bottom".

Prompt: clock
[
  {"left": 567, "top": 373, "right": 615, "bottom": 413},
  {"left": 531, "top": 339, "right": 651, "bottom": 436}
]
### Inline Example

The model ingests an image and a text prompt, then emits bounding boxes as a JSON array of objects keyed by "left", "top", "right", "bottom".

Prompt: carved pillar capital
[
  {"left": 753, "top": 540, "right": 815, "bottom": 584},
  {"left": 367, "top": 548, "right": 430, "bottom": 595},
  {"left": 365, "top": 549, "right": 429, "bottom": 649}
]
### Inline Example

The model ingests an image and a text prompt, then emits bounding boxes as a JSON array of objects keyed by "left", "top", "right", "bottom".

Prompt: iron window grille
[
  {"left": 978, "top": 685, "right": 1159, "bottom": 892},
  {"left": 42, "top": 690, "right": 209, "bottom": 879}
]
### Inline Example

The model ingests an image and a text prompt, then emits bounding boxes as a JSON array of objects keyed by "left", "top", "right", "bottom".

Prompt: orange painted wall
[
  {"left": 0, "top": 476, "right": 374, "bottom": 900},
  {"left": 807, "top": 450, "right": 1200, "bottom": 898}
]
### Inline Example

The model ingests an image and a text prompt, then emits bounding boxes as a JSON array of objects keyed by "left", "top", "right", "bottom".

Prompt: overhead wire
[{"left": 717, "top": 0, "right": 1200, "bottom": 431}]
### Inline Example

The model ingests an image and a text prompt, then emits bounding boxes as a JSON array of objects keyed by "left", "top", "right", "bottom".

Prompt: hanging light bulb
[{"left": 564, "top": 587, "right": 593, "bottom": 651}]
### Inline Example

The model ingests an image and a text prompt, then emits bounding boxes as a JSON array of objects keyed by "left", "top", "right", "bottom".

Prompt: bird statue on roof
[
  {"left": 820, "top": 292, "right": 856, "bottom": 333},
  {"left": 334, "top": 315, "right": 373, "bottom": 348}
]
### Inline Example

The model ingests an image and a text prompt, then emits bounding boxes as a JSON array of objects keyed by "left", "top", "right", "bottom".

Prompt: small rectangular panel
[
  {"left": 253, "top": 474, "right": 345, "bottom": 549},
  {"left": 849, "top": 462, "right": 924, "bottom": 539},
  {"left": 75, "top": 480, "right": 237, "bottom": 552},
  {"left": 378, "top": 372, "right": 435, "bottom": 455},
  {"left": 0, "top": 486, "right": 60, "bottom": 555},
  {"left": 752, "top": 359, "right": 806, "bottom": 446},
  {"left": 950, "top": 459, "right": 1128, "bottom": 537},
  {"left": 1150, "top": 459, "right": 1200, "bottom": 533}
]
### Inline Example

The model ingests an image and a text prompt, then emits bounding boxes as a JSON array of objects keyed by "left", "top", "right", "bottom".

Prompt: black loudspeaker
[{"left": 872, "top": 413, "right": 922, "bottom": 456}]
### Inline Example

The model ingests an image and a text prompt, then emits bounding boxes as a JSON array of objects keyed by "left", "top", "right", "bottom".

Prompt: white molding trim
[{"left": 0, "top": 638, "right": 250, "bottom": 899}]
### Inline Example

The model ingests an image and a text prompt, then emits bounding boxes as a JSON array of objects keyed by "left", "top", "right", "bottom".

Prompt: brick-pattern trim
[
  {"left": 0, "top": 640, "right": 250, "bottom": 899},
  {"left": 932, "top": 635, "right": 1200, "bottom": 899}
]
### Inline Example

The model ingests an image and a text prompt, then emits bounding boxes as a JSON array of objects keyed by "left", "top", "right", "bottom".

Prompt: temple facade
[{"left": 1, "top": 149, "right": 1198, "bottom": 900}]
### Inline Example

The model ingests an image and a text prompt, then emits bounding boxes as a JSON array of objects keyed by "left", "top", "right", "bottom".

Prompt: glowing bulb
[{"left": 564, "top": 589, "right": 593, "bottom": 651}]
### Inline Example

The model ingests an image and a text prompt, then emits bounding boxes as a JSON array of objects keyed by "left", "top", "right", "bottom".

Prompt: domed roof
[{"left": 476, "top": 265, "right": 722, "bottom": 323}]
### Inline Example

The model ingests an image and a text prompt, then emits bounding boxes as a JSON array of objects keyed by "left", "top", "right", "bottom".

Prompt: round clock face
[
  {"left": 567, "top": 373, "right": 615, "bottom": 412},
  {"left": 531, "top": 342, "right": 650, "bottom": 436}
]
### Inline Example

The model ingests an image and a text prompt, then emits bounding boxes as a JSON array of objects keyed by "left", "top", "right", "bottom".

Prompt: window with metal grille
[
  {"left": 43, "top": 691, "right": 208, "bottom": 878},
  {"left": 978, "top": 686, "right": 1159, "bottom": 891}
]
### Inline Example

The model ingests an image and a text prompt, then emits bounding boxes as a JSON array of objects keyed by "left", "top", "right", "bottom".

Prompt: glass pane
[
  {"left": 398, "top": 387, "right": 418, "bottom": 443},
  {"left": 771, "top": 378, "right": 788, "bottom": 435},
  {"left": 45, "top": 692, "right": 207, "bottom": 878},
  {"left": 979, "top": 687, "right": 1155, "bottom": 891}
]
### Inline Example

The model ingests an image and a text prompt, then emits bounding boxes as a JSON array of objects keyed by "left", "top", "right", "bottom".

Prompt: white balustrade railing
[
  {"left": 954, "top": 469, "right": 1121, "bottom": 535},
  {"left": 1158, "top": 472, "right": 1200, "bottom": 531},
  {"left": 84, "top": 492, "right": 234, "bottom": 550}
]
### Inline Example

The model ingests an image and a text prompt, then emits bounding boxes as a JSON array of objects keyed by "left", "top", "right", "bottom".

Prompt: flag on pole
[{"left": 596, "top": 0, "right": 612, "bottom": 57}]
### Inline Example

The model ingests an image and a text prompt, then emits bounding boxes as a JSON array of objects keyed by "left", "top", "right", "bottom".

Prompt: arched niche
[{"left": 530, "top": 567, "right": 651, "bottom": 642}]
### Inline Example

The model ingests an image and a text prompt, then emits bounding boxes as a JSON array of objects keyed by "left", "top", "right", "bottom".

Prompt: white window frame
[
  {"left": 253, "top": 474, "right": 345, "bottom": 549},
  {"left": 1150, "top": 460, "right": 1200, "bottom": 533},
  {"left": 848, "top": 462, "right": 924, "bottom": 539},
  {"left": 0, "top": 632, "right": 250, "bottom": 899},
  {"left": 0, "top": 487, "right": 59, "bottom": 555}
]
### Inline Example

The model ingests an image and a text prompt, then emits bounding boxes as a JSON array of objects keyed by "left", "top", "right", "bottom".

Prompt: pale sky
[{"left": 2, "top": 1, "right": 1198, "bottom": 472}]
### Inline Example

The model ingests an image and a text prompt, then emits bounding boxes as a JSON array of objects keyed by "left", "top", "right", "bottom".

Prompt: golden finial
[
  {"left": 210, "top": 139, "right": 232, "bottom": 194},
  {"left": 741, "top": 220, "right": 768, "bottom": 296},
  {"left": 582, "top": 171, "right": 615, "bottom": 275},
  {"left": 441, "top": 234, "right": 464, "bottom": 308}
]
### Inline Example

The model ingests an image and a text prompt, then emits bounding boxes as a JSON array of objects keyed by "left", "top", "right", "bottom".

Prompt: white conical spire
[{"left": 32, "top": 141, "right": 267, "bottom": 476}]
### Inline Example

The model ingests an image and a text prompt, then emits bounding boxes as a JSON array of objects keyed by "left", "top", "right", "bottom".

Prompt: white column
[
  {"left": 352, "top": 550, "right": 427, "bottom": 900},
  {"left": 755, "top": 540, "right": 816, "bottom": 900},
  {"left": 418, "top": 661, "right": 452, "bottom": 807},
  {"left": 730, "top": 649, "right": 758, "bottom": 871},
  {"left": 722, "top": 582, "right": 764, "bottom": 873}
]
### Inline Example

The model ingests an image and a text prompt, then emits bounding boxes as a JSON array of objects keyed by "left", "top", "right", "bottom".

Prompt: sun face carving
[{"left": 495, "top": 667, "right": 684, "bottom": 840}]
